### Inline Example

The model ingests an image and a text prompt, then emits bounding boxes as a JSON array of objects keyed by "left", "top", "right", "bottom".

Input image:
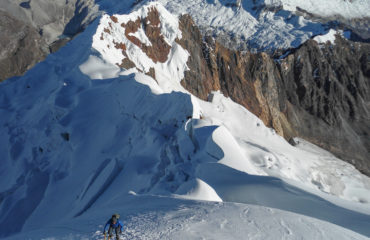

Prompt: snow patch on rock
[
  {"left": 313, "top": 29, "right": 351, "bottom": 45},
  {"left": 92, "top": 2, "right": 189, "bottom": 93}
]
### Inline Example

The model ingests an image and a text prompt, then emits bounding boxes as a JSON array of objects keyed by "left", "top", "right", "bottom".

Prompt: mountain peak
[{"left": 91, "top": 2, "right": 188, "bottom": 91}]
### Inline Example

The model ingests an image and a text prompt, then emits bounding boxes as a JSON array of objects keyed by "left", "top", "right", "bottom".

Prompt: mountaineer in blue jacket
[{"left": 103, "top": 214, "right": 123, "bottom": 240}]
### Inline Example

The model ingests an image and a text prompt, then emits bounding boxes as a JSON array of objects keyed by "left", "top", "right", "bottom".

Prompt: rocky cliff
[
  {"left": 278, "top": 38, "right": 370, "bottom": 175},
  {"left": 177, "top": 15, "right": 370, "bottom": 176}
]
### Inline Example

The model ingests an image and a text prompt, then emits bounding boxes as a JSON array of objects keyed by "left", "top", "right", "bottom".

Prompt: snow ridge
[{"left": 1, "top": 1, "right": 370, "bottom": 239}]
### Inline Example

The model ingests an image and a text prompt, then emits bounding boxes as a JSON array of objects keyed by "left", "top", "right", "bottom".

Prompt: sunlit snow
[{"left": 1, "top": 1, "right": 370, "bottom": 239}]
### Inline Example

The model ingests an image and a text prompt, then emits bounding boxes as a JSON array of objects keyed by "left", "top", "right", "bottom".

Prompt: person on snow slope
[{"left": 103, "top": 214, "right": 123, "bottom": 240}]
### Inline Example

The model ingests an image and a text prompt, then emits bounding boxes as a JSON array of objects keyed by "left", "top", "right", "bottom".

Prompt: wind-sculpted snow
[{"left": 1, "top": 1, "right": 370, "bottom": 239}]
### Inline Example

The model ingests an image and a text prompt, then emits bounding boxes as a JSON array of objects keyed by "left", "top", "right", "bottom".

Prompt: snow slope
[
  {"left": 153, "top": 0, "right": 369, "bottom": 51},
  {"left": 273, "top": 0, "right": 370, "bottom": 18},
  {"left": 1, "top": 1, "right": 370, "bottom": 239},
  {"left": 4, "top": 195, "right": 369, "bottom": 240}
]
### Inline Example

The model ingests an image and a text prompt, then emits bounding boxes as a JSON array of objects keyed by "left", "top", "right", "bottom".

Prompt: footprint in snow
[
  {"left": 280, "top": 219, "right": 293, "bottom": 235},
  {"left": 240, "top": 207, "right": 250, "bottom": 220},
  {"left": 220, "top": 219, "right": 228, "bottom": 229}
]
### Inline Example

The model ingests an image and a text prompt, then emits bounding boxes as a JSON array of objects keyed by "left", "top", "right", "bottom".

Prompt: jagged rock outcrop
[
  {"left": 119, "top": 7, "right": 172, "bottom": 64},
  {"left": 176, "top": 15, "right": 220, "bottom": 100},
  {"left": 176, "top": 15, "right": 370, "bottom": 176}
]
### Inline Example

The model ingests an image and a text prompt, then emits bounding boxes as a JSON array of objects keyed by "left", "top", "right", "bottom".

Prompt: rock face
[
  {"left": 119, "top": 7, "right": 172, "bottom": 64},
  {"left": 278, "top": 38, "right": 370, "bottom": 175},
  {"left": 178, "top": 15, "right": 288, "bottom": 137},
  {"left": 0, "top": 10, "right": 47, "bottom": 81},
  {"left": 0, "top": 0, "right": 98, "bottom": 81},
  {"left": 176, "top": 15, "right": 370, "bottom": 176}
]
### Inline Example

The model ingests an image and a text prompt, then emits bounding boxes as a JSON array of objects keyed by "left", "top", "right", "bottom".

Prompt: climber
[{"left": 103, "top": 214, "right": 123, "bottom": 240}]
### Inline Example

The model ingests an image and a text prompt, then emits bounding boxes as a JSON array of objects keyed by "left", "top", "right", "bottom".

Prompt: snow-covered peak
[{"left": 91, "top": 2, "right": 189, "bottom": 92}]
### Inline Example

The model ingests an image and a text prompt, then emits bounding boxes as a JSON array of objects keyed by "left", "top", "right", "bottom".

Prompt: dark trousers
[{"left": 108, "top": 226, "right": 120, "bottom": 239}]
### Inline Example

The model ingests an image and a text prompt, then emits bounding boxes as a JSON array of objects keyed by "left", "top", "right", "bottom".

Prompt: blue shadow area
[
  {"left": 197, "top": 162, "right": 370, "bottom": 237},
  {"left": 0, "top": 10, "right": 194, "bottom": 237}
]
